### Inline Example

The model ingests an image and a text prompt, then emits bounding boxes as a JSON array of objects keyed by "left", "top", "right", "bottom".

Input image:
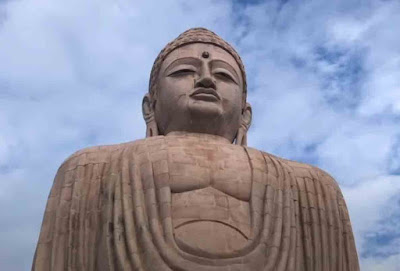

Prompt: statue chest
[
  {"left": 165, "top": 140, "right": 253, "bottom": 200},
  {"left": 148, "top": 138, "right": 257, "bottom": 255}
]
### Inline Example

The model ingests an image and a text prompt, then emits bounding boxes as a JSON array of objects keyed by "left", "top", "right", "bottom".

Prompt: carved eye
[
  {"left": 215, "top": 71, "right": 235, "bottom": 82},
  {"left": 169, "top": 69, "right": 195, "bottom": 77}
]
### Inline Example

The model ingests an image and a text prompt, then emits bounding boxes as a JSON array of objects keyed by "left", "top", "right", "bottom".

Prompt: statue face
[{"left": 153, "top": 43, "right": 245, "bottom": 142}]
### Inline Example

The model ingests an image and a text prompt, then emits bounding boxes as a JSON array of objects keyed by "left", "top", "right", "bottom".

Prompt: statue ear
[
  {"left": 236, "top": 103, "right": 252, "bottom": 146},
  {"left": 142, "top": 93, "right": 159, "bottom": 137}
]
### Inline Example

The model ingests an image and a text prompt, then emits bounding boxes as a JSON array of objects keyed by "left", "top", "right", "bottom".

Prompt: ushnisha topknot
[{"left": 149, "top": 28, "right": 247, "bottom": 99}]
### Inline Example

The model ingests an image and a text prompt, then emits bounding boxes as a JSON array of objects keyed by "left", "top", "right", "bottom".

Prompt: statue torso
[
  {"left": 33, "top": 132, "right": 360, "bottom": 271},
  {"left": 163, "top": 133, "right": 253, "bottom": 254}
]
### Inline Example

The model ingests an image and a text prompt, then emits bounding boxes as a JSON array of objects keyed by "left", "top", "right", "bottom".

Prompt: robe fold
[{"left": 33, "top": 135, "right": 359, "bottom": 270}]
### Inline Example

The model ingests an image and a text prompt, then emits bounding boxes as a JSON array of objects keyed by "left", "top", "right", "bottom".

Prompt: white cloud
[
  {"left": 342, "top": 176, "right": 400, "bottom": 243},
  {"left": 342, "top": 176, "right": 400, "bottom": 270},
  {"left": 362, "top": 254, "right": 400, "bottom": 271}
]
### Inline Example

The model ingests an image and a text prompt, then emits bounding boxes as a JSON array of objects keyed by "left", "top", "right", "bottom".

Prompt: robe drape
[{"left": 33, "top": 135, "right": 359, "bottom": 271}]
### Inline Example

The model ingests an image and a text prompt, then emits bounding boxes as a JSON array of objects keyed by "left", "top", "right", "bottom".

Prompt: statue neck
[{"left": 165, "top": 131, "right": 232, "bottom": 145}]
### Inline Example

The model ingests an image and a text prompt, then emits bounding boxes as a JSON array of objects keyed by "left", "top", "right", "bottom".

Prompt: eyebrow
[{"left": 164, "top": 57, "right": 201, "bottom": 75}]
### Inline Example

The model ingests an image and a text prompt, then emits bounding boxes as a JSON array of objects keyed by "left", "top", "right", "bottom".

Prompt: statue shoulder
[
  {"left": 58, "top": 138, "right": 151, "bottom": 170},
  {"left": 58, "top": 136, "right": 167, "bottom": 171},
  {"left": 260, "top": 151, "right": 341, "bottom": 191}
]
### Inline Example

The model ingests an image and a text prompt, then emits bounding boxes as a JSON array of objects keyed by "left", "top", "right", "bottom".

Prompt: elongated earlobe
[
  {"left": 236, "top": 103, "right": 252, "bottom": 146},
  {"left": 142, "top": 93, "right": 159, "bottom": 137}
]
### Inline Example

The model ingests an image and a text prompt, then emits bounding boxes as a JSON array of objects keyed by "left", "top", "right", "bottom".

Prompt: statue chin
[{"left": 188, "top": 99, "right": 223, "bottom": 118}]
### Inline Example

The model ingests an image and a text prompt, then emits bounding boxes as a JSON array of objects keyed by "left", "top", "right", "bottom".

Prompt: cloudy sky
[{"left": 1, "top": 0, "right": 399, "bottom": 270}]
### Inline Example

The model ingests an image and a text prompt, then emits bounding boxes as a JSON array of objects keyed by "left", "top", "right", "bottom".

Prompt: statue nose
[
  {"left": 195, "top": 76, "right": 216, "bottom": 89},
  {"left": 194, "top": 74, "right": 216, "bottom": 89},
  {"left": 195, "top": 66, "right": 216, "bottom": 89}
]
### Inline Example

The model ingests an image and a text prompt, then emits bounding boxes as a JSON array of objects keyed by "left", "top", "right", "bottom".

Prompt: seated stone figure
[{"left": 33, "top": 28, "right": 359, "bottom": 271}]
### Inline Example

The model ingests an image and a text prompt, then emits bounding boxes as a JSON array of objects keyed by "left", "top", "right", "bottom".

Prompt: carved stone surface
[{"left": 33, "top": 28, "right": 359, "bottom": 270}]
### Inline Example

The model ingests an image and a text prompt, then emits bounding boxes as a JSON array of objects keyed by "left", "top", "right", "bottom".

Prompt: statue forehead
[{"left": 160, "top": 43, "right": 242, "bottom": 79}]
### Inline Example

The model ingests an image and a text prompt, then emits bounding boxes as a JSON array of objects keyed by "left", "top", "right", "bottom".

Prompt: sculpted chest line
[{"left": 143, "top": 141, "right": 255, "bottom": 202}]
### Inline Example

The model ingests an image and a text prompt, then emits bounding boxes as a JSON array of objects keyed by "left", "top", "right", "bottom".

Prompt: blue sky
[{"left": 0, "top": 0, "right": 399, "bottom": 270}]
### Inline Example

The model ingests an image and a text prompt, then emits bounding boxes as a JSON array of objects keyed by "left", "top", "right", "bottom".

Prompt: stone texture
[{"left": 33, "top": 28, "right": 359, "bottom": 270}]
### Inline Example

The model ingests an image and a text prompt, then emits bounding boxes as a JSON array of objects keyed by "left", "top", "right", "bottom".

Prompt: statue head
[{"left": 143, "top": 28, "right": 252, "bottom": 145}]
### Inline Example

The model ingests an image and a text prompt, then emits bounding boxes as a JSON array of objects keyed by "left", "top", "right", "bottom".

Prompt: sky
[{"left": 0, "top": 0, "right": 399, "bottom": 270}]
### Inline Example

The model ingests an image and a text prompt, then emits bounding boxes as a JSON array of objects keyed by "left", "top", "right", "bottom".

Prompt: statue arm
[
  {"left": 32, "top": 163, "right": 64, "bottom": 271},
  {"left": 323, "top": 171, "right": 360, "bottom": 271},
  {"left": 32, "top": 146, "right": 115, "bottom": 271},
  {"left": 314, "top": 168, "right": 360, "bottom": 271},
  {"left": 280, "top": 157, "right": 360, "bottom": 270}
]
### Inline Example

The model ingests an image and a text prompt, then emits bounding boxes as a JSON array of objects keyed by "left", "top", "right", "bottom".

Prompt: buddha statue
[{"left": 33, "top": 28, "right": 359, "bottom": 271}]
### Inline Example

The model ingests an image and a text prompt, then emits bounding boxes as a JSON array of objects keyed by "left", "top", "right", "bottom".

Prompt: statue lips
[{"left": 190, "top": 88, "right": 220, "bottom": 102}]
